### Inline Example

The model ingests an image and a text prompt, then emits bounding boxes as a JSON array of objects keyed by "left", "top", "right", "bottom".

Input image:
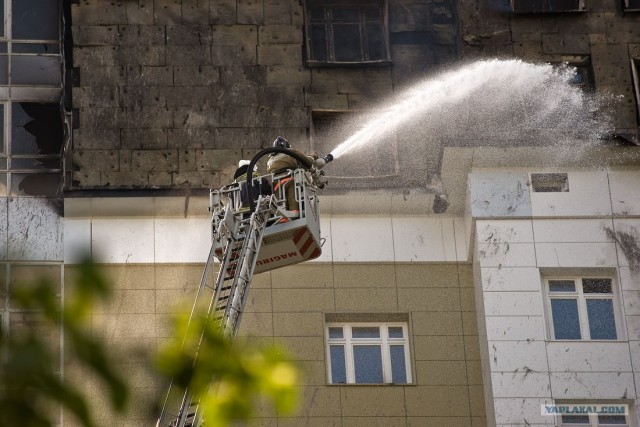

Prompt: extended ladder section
[{"left": 157, "top": 163, "right": 326, "bottom": 427}]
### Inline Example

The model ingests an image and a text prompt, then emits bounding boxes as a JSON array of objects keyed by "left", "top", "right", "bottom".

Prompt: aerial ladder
[{"left": 156, "top": 144, "right": 333, "bottom": 427}]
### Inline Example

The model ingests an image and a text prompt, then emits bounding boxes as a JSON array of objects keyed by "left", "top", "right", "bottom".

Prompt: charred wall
[
  {"left": 68, "top": 0, "right": 460, "bottom": 192},
  {"left": 458, "top": 0, "right": 640, "bottom": 139}
]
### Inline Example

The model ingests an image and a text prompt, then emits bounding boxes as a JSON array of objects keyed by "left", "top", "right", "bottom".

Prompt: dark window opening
[
  {"left": 558, "top": 56, "right": 594, "bottom": 91},
  {"left": 11, "top": 103, "right": 63, "bottom": 156},
  {"left": 530, "top": 173, "right": 569, "bottom": 192},
  {"left": 511, "top": 0, "right": 585, "bottom": 13},
  {"left": 311, "top": 110, "right": 398, "bottom": 179},
  {"left": 626, "top": 0, "right": 640, "bottom": 10},
  {"left": 304, "top": 0, "right": 390, "bottom": 65}
]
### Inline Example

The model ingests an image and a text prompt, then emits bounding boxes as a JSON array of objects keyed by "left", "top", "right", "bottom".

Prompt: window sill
[
  {"left": 547, "top": 339, "right": 627, "bottom": 343},
  {"left": 306, "top": 59, "right": 392, "bottom": 68},
  {"left": 511, "top": 9, "right": 586, "bottom": 13},
  {"left": 327, "top": 383, "right": 415, "bottom": 386}
]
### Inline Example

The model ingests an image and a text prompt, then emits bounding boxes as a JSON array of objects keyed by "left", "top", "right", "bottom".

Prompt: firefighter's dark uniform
[{"left": 267, "top": 149, "right": 315, "bottom": 211}]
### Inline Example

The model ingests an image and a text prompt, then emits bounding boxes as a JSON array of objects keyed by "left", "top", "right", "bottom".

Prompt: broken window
[
  {"left": 304, "top": 0, "right": 390, "bottom": 65},
  {"left": 511, "top": 0, "right": 585, "bottom": 13},
  {"left": 326, "top": 322, "right": 411, "bottom": 384},
  {"left": 530, "top": 173, "right": 569, "bottom": 192},
  {"left": 7, "top": 102, "right": 62, "bottom": 197},
  {"left": 311, "top": 110, "right": 398, "bottom": 180},
  {"left": 545, "top": 277, "right": 621, "bottom": 341}
]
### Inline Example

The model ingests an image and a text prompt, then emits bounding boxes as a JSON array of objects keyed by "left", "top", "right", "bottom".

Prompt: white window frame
[
  {"left": 544, "top": 276, "right": 623, "bottom": 341},
  {"left": 325, "top": 322, "right": 412, "bottom": 384},
  {"left": 556, "top": 402, "right": 633, "bottom": 426}
]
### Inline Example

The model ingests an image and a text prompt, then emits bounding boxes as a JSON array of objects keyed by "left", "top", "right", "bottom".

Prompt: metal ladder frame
[{"left": 157, "top": 194, "right": 277, "bottom": 427}]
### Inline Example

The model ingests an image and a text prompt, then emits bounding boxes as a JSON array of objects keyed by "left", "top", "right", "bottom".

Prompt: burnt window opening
[
  {"left": 3, "top": 102, "right": 64, "bottom": 197},
  {"left": 511, "top": 0, "right": 585, "bottom": 13},
  {"left": 555, "top": 57, "right": 594, "bottom": 91},
  {"left": 311, "top": 110, "right": 398, "bottom": 179},
  {"left": 304, "top": 0, "right": 391, "bottom": 66},
  {"left": 530, "top": 173, "right": 569, "bottom": 192},
  {"left": 625, "top": 0, "right": 640, "bottom": 10}
]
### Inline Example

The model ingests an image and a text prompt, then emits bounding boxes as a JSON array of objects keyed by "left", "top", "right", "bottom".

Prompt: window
[
  {"left": 311, "top": 110, "right": 399, "bottom": 181},
  {"left": 0, "top": 102, "right": 63, "bottom": 197},
  {"left": 304, "top": 0, "right": 390, "bottom": 65},
  {"left": 326, "top": 322, "right": 411, "bottom": 384},
  {"left": 545, "top": 277, "right": 621, "bottom": 340},
  {"left": 0, "top": 0, "right": 62, "bottom": 87},
  {"left": 530, "top": 173, "right": 569, "bottom": 192},
  {"left": 511, "top": 0, "right": 585, "bottom": 13},
  {"left": 625, "top": 0, "right": 640, "bottom": 10},
  {"left": 560, "top": 414, "right": 629, "bottom": 426}
]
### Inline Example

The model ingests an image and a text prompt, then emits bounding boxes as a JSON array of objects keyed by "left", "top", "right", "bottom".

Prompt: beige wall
[{"left": 64, "top": 262, "right": 485, "bottom": 426}]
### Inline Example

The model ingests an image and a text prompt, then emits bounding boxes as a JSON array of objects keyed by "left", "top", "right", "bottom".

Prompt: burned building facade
[{"left": 1, "top": 0, "right": 640, "bottom": 426}]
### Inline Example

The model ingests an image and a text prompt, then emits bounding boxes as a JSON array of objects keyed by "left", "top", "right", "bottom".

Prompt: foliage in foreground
[
  {"left": 0, "top": 260, "right": 128, "bottom": 427},
  {"left": 156, "top": 312, "right": 299, "bottom": 426}
]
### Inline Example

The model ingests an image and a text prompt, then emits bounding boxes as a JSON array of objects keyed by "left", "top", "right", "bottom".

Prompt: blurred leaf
[
  {"left": 0, "top": 259, "right": 128, "bottom": 427},
  {"left": 156, "top": 312, "right": 299, "bottom": 426}
]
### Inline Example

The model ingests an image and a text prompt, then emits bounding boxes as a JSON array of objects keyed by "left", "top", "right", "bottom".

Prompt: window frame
[
  {"left": 325, "top": 322, "right": 412, "bottom": 384},
  {"left": 625, "top": 0, "right": 640, "bottom": 11},
  {"left": 544, "top": 276, "right": 623, "bottom": 341},
  {"left": 303, "top": 0, "right": 391, "bottom": 67},
  {"left": 511, "top": 0, "right": 586, "bottom": 13}
]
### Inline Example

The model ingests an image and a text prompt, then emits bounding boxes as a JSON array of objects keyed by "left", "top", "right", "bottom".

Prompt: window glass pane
[
  {"left": 10, "top": 172, "right": 61, "bottom": 197},
  {"left": 352, "top": 326, "right": 380, "bottom": 339},
  {"left": 582, "top": 278, "right": 612, "bottom": 294},
  {"left": 353, "top": 345, "right": 383, "bottom": 383},
  {"left": 310, "top": 24, "right": 328, "bottom": 62},
  {"left": 586, "top": 299, "right": 617, "bottom": 339},
  {"left": 0, "top": 0, "right": 4, "bottom": 37},
  {"left": 390, "top": 345, "right": 407, "bottom": 383},
  {"left": 12, "top": 0, "right": 60, "bottom": 41},
  {"left": 329, "top": 345, "right": 346, "bottom": 383},
  {"left": 333, "top": 23, "right": 362, "bottom": 62},
  {"left": 0, "top": 173, "right": 6, "bottom": 196},
  {"left": 11, "top": 103, "right": 63, "bottom": 155},
  {"left": 388, "top": 326, "right": 403, "bottom": 338},
  {"left": 598, "top": 414, "right": 627, "bottom": 424},
  {"left": 365, "top": 22, "right": 385, "bottom": 60},
  {"left": 309, "top": 6, "right": 325, "bottom": 20},
  {"left": 11, "top": 55, "right": 61, "bottom": 86},
  {"left": 551, "top": 298, "right": 581, "bottom": 339},
  {"left": 331, "top": 7, "right": 360, "bottom": 20},
  {"left": 11, "top": 157, "right": 61, "bottom": 170},
  {"left": 0, "top": 55, "right": 8, "bottom": 85},
  {"left": 363, "top": 6, "right": 382, "bottom": 19},
  {"left": 0, "top": 158, "right": 6, "bottom": 169},
  {"left": 0, "top": 104, "right": 4, "bottom": 154},
  {"left": 13, "top": 43, "right": 60, "bottom": 54},
  {"left": 328, "top": 327, "right": 343, "bottom": 339},
  {"left": 549, "top": 280, "right": 576, "bottom": 292},
  {"left": 0, "top": 43, "right": 7, "bottom": 53},
  {"left": 561, "top": 414, "right": 590, "bottom": 424}
]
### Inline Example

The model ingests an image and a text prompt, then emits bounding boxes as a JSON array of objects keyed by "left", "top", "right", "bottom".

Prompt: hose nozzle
[{"left": 314, "top": 153, "right": 334, "bottom": 169}]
